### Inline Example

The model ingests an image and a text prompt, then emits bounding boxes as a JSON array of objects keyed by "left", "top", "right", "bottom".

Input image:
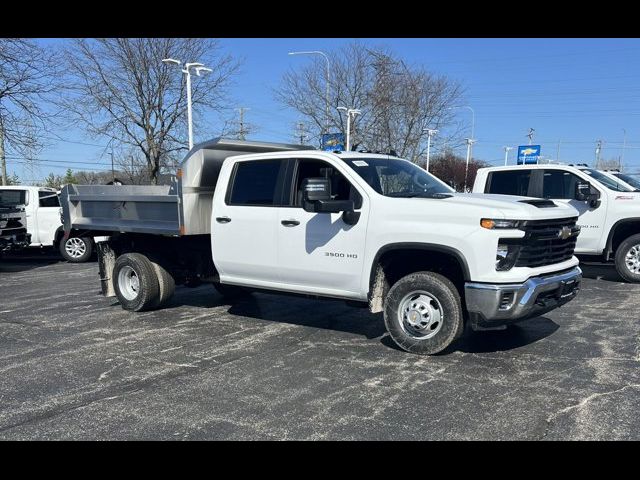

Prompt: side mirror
[
  {"left": 574, "top": 182, "right": 591, "bottom": 201},
  {"left": 302, "top": 177, "right": 358, "bottom": 221},
  {"left": 574, "top": 182, "right": 601, "bottom": 208}
]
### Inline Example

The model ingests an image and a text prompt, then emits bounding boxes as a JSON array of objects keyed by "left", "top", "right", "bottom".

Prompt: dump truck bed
[{"left": 61, "top": 138, "right": 315, "bottom": 237}]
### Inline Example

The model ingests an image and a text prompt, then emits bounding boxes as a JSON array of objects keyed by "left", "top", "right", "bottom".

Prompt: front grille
[{"left": 514, "top": 217, "right": 580, "bottom": 268}]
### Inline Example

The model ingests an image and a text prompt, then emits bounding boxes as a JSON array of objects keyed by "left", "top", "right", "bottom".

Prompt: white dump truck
[{"left": 61, "top": 138, "right": 582, "bottom": 354}]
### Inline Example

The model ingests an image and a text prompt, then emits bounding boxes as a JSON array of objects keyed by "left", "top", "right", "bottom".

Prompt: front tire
[
  {"left": 384, "top": 272, "right": 464, "bottom": 355},
  {"left": 60, "top": 236, "right": 93, "bottom": 263},
  {"left": 113, "top": 253, "right": 161, "bottom": 311},
  {"left": 615, "top": 234, "right": 640, "bottom": 283}
]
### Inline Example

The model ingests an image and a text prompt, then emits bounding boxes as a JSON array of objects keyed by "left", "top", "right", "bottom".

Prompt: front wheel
[
  {"left": 384, "top": 272, "right": 464, "bottom": 355},
  {"left": 60, "top": 236, "right": 93, "bottom": 263},
  {"left": 615, "top": 233, "right": 640, "bottom": 283}
]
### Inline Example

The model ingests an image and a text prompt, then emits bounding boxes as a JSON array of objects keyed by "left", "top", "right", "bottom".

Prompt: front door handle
[
  {"left": 216, "top": 216, "right": 232, "bottom": 224},
  {"left": 281, "top": 219, "right": 300, "bottom": 227}
]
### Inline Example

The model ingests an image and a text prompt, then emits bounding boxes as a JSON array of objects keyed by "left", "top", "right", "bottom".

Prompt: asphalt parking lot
[{"left": 0, "top": 252, "right": 639, "bottom": 440}]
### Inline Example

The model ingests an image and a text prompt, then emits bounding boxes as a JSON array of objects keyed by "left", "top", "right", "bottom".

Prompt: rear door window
[
  {"left": 227, "top": 159, "right": 287, "bottom": 206},
  {"left": 486, "top": 170, "right": 531, "bottom": 196},
  {"left": 39, "top": 190, "right": 60, "bottom": 207}
]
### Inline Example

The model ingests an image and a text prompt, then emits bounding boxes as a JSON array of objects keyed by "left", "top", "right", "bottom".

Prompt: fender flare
[{"left": 368, "top": 242, "right": 471, "bottom": 293}]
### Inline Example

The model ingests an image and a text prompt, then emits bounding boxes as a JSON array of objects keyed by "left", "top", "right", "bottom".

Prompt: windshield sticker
[{"left": 352, "top": 160, "right": 368, "bottom": 167}]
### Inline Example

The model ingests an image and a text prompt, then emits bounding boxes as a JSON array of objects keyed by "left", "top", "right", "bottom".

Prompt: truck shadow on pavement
[
  {"left": 579, "top": 263, "right": 624, "bottom": 282},
  {"left": 0, "top": 252, "right": 68, "bottom": 273},
  {"left": 168, "top": 286, "right": 559, "bottom": 353}
]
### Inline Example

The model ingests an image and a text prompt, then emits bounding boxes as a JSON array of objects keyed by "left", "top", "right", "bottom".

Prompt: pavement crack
[{"left": 537, "top": 383, "right": 640, "bottom": 440}]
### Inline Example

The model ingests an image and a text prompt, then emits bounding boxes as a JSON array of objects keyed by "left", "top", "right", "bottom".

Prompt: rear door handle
[
  {"left": 216, "top": 216, "right": 231, "bottom": 224},
  {"left": 281, "top": 219, "right": 300, "bottom": 227}
]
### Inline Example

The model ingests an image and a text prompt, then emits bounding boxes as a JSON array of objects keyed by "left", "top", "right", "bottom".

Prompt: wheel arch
[
  {"left": 368, "top": 242, "right": 471, "bottom": 313},
  {"left": 605, "top": 218, "right": 640, "bottom": 260}
]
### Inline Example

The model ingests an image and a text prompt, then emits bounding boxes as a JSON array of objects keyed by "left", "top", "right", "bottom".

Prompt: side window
[
  {"left": 542, "top": 171, "right": 580, "bottom": 199},
  {"left": 39, "top": 191, "right": 60, "bottom": 207},
  {"left": 486, "top": 171, "right": 531, "bottom": 196},
  {"left": 291, "top": 159, "right": 362, "bottom": 208},
  {"left": 227, "top": 159, "right": 286, "bottom": 206}
]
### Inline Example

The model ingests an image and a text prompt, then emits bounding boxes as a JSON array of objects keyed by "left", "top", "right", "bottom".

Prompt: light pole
[
  {"left": 503, "top": 146, "right": 513, "bottom": 166},
  {"left": 449, "top": 105, "right": 475, "bottom": 159},
  {"left": 424, "top": 128, "right": 438, "bottom": 172},
  {"left": 162, "top": 58, "right": 212, "bottom": 150},
  {"left": 337, "top": 107, "right": 361, "bottom": 152},
  {"left": 464, "top": 138, "right": 475, "bottom": 192},
  {"left": 621, "top": 129, "right": 627, "bottom": 170},
  {"left": 289, "top": 51, "right": 330, "bottom": 135}
]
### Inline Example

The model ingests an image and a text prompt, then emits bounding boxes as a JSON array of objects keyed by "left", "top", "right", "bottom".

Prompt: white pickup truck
[
  {"left": 474, "top": 164, "right": 640, "bottom": 282},
  {"left": 0, "top": 185, "right": 96, "bottom": 262},
  {"left": 61, "top": 138, "right": 582, "bottom": 355}
]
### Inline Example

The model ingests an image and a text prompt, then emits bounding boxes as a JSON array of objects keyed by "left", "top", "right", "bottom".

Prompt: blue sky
[{"left": 11, "top": 38, "right": 640, "bottom": 183}]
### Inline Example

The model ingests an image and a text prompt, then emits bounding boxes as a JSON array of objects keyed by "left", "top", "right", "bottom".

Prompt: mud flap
[{"left": 97, "top": 241, "right": 116, "bottom": 297}]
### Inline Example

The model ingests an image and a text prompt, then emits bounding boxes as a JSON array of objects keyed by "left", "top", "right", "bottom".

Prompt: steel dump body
[{"left": 61, "top": 138, "right": 314, "bottom": 236}]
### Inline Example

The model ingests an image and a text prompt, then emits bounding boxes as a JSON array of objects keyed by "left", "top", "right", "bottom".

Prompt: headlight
[
  {"left": 481, "top": 218, "right": 522, "bottom": 229},
  {"left": 496, "top": 243, "right": 520, "bottom": 271}
]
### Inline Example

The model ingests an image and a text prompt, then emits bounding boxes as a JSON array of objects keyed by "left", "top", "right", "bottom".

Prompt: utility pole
[
  {"left": 503, "top": 146, "right": 513, "bottom": 166},
  {"left": 464, "top": 138, "right": 476, "bottom": 192},
  {"left": 424, "top": 128, "right": 438, "bottom": 172},
  {"left": 556, "top": 140, "right": 561, "bottom": 162},
  {"left": 595, "top": 139, "right": 603, "bottom": 168},
  {"left": 527, "top": 128, "right": 535, "bottom": 145},
  {"left": 621, "top": 129, "right": 627, "bottom": 170},
  {"left": 0, "top": 123, "right": 6, "bottom": 186},
  {"left": 295, "top": 121, "right": 308, "bottom": 145},
  {"left": 236, "top": 107, "right": 250, "bottom": 141}
]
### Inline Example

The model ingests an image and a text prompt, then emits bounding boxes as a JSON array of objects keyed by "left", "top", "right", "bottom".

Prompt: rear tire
[
  {"left": 149, "top": 258, "right": 175, "bottom": 307},
  {"left": 113, "top": 253, "right": 161, "bottom": 311},
  {"left": 60, "top": 236, "right": 93, "bottom": 263},
  {"left": 384, "top": 271, "right": 464, "bottom": 355},
  {"left": 615, "top": 233, "right": 640, "bottom": 283}
]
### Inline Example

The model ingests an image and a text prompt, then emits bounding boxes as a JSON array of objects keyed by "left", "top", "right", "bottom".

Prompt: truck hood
[{"left": 437, "top": 193, "right": 579, "bottom": 220}]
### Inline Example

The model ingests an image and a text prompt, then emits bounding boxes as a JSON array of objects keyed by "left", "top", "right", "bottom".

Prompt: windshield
[
  {"left": 342, "top": 157, "right": 453, "bottom": 198},
  {"left": 613, "top": 172, "right": 640, "bottom": 191},
  {"left": 580, "top": 168, "right": 633, "bottom": 192},
  {"left": 0, "top": 189, "right": 27, "bottom": 207}
]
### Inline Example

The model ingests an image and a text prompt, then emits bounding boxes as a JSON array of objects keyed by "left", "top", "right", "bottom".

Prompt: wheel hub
[
  {"left": 625, "top": 244, "right": 640, "bottom": 274},
  {"left": 65, "top": 238, "right": 86, "bottom": 258},
  {"left": 398, "top": 291, "right": 444, "bottom": 339}
]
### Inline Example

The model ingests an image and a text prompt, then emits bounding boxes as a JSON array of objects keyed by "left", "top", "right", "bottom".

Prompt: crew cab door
[
  {"left": 538, "top": 169, "right": 607, "bottom": 253},
  {"left": 211, "top": 158, "right": 286, "bottom": 285},
  {"left": 276, "top": 158, "right": 369, "bottom": 297},
  {"left": 34, "top": 190, "right": 62, "bottom": 246}
]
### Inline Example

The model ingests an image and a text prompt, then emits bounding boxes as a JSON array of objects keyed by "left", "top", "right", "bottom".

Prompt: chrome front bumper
[{"left": 464, "top": 266, "right": 582, "bottom": 327}]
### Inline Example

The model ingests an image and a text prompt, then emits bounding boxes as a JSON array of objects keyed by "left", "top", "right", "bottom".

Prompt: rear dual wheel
[{"left": 113, "top": 253, "right": 175, "bottom": 311}]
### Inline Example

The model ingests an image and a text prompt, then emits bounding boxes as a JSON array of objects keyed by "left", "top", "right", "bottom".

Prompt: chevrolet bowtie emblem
[{"left": 557, "top": 226, "right": 572, "bottom": 240}]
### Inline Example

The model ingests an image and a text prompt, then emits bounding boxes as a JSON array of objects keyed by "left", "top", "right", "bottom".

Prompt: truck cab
[
  {"left": 474, "top": 164, "right": 640, "bottom": 282},
  {"left": 62, "top": 138, "right": 583, "bottom": 355}
]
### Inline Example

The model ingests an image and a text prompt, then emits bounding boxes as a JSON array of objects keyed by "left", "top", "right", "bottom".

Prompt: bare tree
[
  {"left": 60, "top": 38, "right": 239, "bottom": 184},
  {"left": 0, "top": 39, "right": 58, "bottom": 185},
  {"left": 427, "top": 151, "right": 489, "bottom": 192},
  {"left": 275, "top": 42, "right": 465, "bottom": 161}
]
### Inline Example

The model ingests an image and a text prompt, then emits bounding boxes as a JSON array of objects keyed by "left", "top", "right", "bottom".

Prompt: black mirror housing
[
  {"left": 302, "top": 177, "right": 331, "bottom": 203},
  {"left": 575, "top": 182, "right": 591, "bottom": 201}
]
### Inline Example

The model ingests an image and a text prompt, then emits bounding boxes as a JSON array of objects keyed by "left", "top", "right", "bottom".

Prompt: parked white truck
[
  {"left": 474, "top": 164, "right": 640, "bottom": 283},
  {"left": 0, "top": 189, "right": 30, "bottom": 254},
  {"left": 61, "top": 138, "right": 582, "bottom": 354},
  {"left": 0, "top": 185, "right": 95, "bottom": 262}
]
